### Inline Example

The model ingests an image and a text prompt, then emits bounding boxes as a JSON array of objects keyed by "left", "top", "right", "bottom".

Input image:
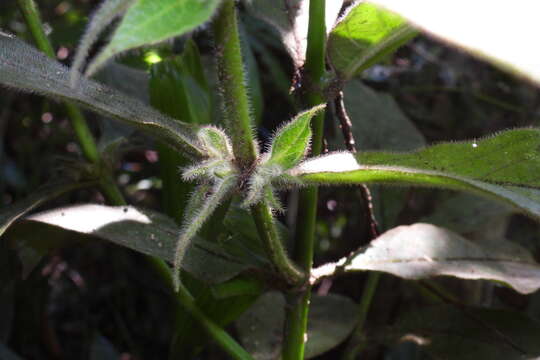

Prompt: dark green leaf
[
  {"left": 0, "top": 181, "right": 93, "bottom": 237},
  {"left": 85, "top": 0, "right": 223, "bottom": 76},
  {"left": 266, "top": 104, "right": 325, "bottom": 170},
  {"left": 6, "top": 204, "right": 250, "bottom": 284},
  {"left": 330, "top": 80, "right": 425, "bottom": 152},
  {"left": 293, "top": 129, "right": 540, "bottom": 220},
  {"left": 0, "top": 33, "right": 204, "bottom": 158},
  {"left": 327, "top": 2, "right": 417, "bottom": 80},
  {"left": 384, "top": 305, "right": 540, "bottom": 359},
  {"left": 90, "top": 333, "right": 120, "bottom": 360},
  {"left": 340, "top": 223, "right": 540, "bottom": 294},
  {"left": 371, "top": 1, "right": 540, "bottom": 85},
  {"left": 236, "top": 292, "right": 358, "bottom": 359}
]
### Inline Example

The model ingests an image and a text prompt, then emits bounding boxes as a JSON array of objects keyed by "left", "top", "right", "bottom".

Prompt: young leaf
[
  {"left": 236, "top": 292, "right": 358, "bottom": 359},
  {"left": 84, "top": 0, "right": 223, "bottom": 76},
  {"left": 197, "top": 126, "right": 234, "bottom": 159},
  {"left": 320, "top": 223, "right": 540, "bottom": 294},
  {"left": 291, "top": 129, "right": 540, "bottom": 220},
  {"left": 174, "top": 176, "right": 237, "bottom": 290},
  {"left": 370, "top": 0, "right": 540, "bottom": 85},
  {"left": 0, "top": 33, "right": 204, "bottom": 158},
  {"left": 266, "top": 104, "right": 325, "bottom": 170},
  {"left": 70, "top": 0, "right": 137, "bottom": 86},
  {"left": 327, "top": 2, "right": 417, "bottom": 80},
  {"left": 6, "top": 204, "right": 249, "bottom": 283}
]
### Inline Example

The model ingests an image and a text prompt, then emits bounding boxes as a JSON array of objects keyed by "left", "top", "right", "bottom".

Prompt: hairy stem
[
  {"left": 212, "top": 0, "right": 257, "bottom": 169},
  {"left": 213, "top": 0, "right": 304, "bottom": 286},
  {"left": 16, "top": 0, "right": 124, "bottom": 205},
  {"left": 283, "top": 1, "right": 327, "bottom": 359}
]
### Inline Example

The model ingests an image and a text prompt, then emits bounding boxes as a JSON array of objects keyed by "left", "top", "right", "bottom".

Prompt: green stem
[
  {"left": 251, "top": 202, "right": 305, "bottom": 284},
  {"left": 212, "top": 0, "right": 258, "bottom": 168},
  {"left": 16, "top": 0, "right": 122, "bottom": 205},
  {"left": 283, "top": 1, "right": 327, "bottom": 359},
  {"left": 213, "top": 1, "right": 304, "bottom": 285},
  {"left": 342, "top": 272, "right": 380, "bottom": 360},
  {"left": 149, "top": 258, "right": 254, "bottom": 360}
]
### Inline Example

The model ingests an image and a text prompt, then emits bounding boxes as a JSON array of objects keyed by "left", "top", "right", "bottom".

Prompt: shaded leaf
[
  {"left": 330, "top": 80, "right": 425, "bottom": 152},
  {"left": 384, "top": 305, "right": 540, "bottom": 359},
  {"left": 370, "top": 0, "right": 540, "bottom": 85},
  {"left": 85, "top": 0, "right": 222, "bottom": 76},
  {"left": 90, "top": 333, "right": 120, "bottom": 360},
  {"left": 244, "top": 0, "right": 343, "bottom": 69},
  {"left": 0, "top": 33, "right": 204, "bottom": 158},
  {"left": 292, "top": 129, "right": 540, "bottom": 220},
  {"left": 266, "top": 104, "right": 325, "bottom": 170},
  {"left": 328, "top": 2, "right": 417, "bottom": 80},
  {"left": 6, "top": 204, "right": 250, "bottom": 284},
  {"left": 236, "top": 292, "right": 358, "bottom": 359},
  {"left": 341, "top": 223, "right": 540, "bottom": 294},
  {"left": 0, "top": 181, "right": 94, "bottom": 237}
]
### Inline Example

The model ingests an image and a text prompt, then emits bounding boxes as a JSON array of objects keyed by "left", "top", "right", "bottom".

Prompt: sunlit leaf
[
  {"left": 266, "top": 104, "right": 325, "bottom": 170},
  {"left": 85, "top": 0, "right": 222, "bottom": 76},
  {"left": 0, "top": 181, "right": 94, "bottom": 237},
  {"left": 328, "top": 2, "right": 417, "bottom": 80},
  {"left": 370, "top": 0, "right": 540, "bottom": 85},
  {"left": 292, "top": 129, "right": 540, "bottom": 220},
  {"left": 0, "top": 33, "right": 204, "bottom": 158},
  {"left": 328, "top": 223, "right": 540, "bottom": 294},
  {"left": 6, "top": 205, "right": 250, "bottom": 284},
  {"left": 236, "top": 292, "right": 358, "bottom": 359}
]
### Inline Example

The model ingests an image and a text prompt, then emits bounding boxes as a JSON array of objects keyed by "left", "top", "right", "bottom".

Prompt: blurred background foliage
[{"left": 1, "top": 1, "right": 540, "bottom": 359}]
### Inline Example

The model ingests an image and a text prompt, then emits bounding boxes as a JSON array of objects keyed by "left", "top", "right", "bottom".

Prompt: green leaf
[
  {"left": 370, "top": 0, "right": 540, "bottom": 85},
  {"left": 0, "top": 181, "right": 94, "bottom": 237},
  {"left": 236, "top": 292, "right": 358, "bottom": 359},
  {"left": 292, "top": 129, "right": 540, "bottom": 220},
  {"left": 70, "top": 0, "right": 137, "bottom": 86},
  {"left": 85, "top": 0, "right": 223, "bottom": 76},
  {"left": 197, "top": 126, "right": 233, "bottom": 159},
  {"left": 266, "top": 104, "right": 325, "bottom": 170},
  {"left": 328, "top": 2, "right": 417, "bottom": 80},
  {"left": 0, "top": 33, "right": 204, "bottom": 158},
  {"left": 5, "top": 204, "right": 250, "bottom": 284},
  {"left": 329, "top": 80, "right": 425, "bottom": 152},
  {"left": 385, "top": 305, "right": 540, "bottom": 359},
  {"left": 333, "top": 223, "right": 540, "bottom": 294}
]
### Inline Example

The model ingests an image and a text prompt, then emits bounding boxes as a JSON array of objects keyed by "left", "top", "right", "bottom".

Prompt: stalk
[
  {"left": 282, "top": 1, "right": 327, "bottom": 359},
  {"left": 213, "top": 0, "right": 304, "bottom": 284}
]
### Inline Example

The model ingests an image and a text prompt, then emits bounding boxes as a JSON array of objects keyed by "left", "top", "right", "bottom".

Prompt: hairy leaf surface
[
  {"left": 0, "top": 33, "right": 204, "bottom": 158},
  {"left": 292, "top": 129, "right": 540, "bottom": 219},
  {"left": 370, "top": 0, "right": 540, "bottom": 85},
  {"left": 328, "top": 2, "right": 417, "bottom": 80},
  {"left": 266, "top": 104, "right": 325, "bottom": 170},
  {"left": 85, "top": 0, "right": 222, "bottom": 76}
]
